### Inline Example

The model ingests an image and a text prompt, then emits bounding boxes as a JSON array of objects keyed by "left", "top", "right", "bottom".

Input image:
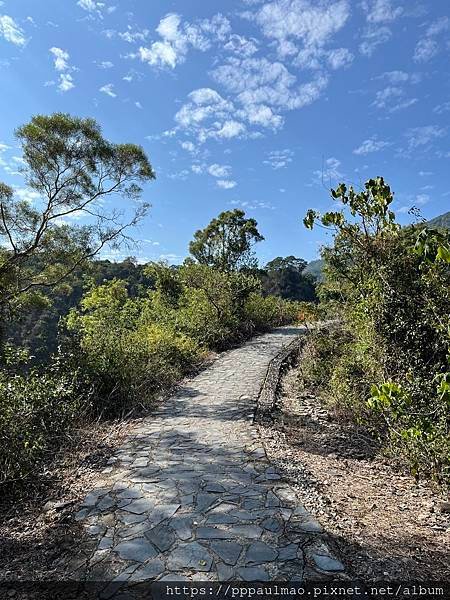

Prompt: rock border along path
[{"left": 67, "top": 327, "right": 345, "bottom": 585}]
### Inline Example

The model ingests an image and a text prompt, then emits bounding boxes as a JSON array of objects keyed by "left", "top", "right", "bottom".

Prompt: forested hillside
[{"left": 0, "top": 114, "right": 316, "bottom": 489}]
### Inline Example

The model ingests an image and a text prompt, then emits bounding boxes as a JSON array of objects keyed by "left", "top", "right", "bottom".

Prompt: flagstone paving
[{"left": 65, "top": 327, "right": 345, "bottom": 585}]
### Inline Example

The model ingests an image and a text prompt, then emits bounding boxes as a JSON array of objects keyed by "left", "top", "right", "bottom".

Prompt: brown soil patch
[{"left": 259, "top": 365, "right": 450, "bottom": 581}]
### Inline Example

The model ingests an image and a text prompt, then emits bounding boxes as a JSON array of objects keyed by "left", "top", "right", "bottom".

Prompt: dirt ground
[
  {"left": 259, "top": 364, "right": 450, "bottom": 582},
  {"left": 0, "top": 418, "right": 135, "bottom": 580}
]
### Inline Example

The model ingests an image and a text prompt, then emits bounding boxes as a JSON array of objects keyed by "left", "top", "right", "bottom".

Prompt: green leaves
[
  {"left": 189, "top": 209, "right": 264, "bottom": 272},
  {"left": 1, "top": 112, "right": 155, "bottom": 318}
]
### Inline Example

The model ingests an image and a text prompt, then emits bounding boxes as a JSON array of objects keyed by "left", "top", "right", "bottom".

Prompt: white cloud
[
  {"left": 327, "top": 47, "right": 354, "bottom": 69},
  {"left": 138, "top": 13, "right": 230, "bottom": 70},
  {"left": 245, "top": 0, "right": 350, "bottom": 69},
  {"left": 50, "top": 47, "right": 70, "bottom": 71},
  {"left": 77, "top": 0, "right": 107, "bottom": 18},
  {"left": 49, "top": 47, "right": 75, "bottom": 92},
  {"left": 353, "top": 136, "right": 390, "bottom": 155},
  {"left": 135, "top": 101, "right": 143, "bottom": 109},
  {"left": 414, "top": 38, "right": 438, "bottom": 63},
  {"left": 0, "top": 14, "right": 26, "bottom": 46},
  {"left": 77, "top": 0, "right": 101, "bottom": 10},
  {"left": 213, "top": 57, "right": 328, "bottom": 120},
  {"left": 313, "top": 157, "right": 343, "bottom": 183},
  {"left": 371, "top": 70, "right": 419, "bottom": 112},
  {"left": 414, "top": 17, "right": 449, "bottom": 63},
  {"left": 361, "top": 0, "right": 403, "bottom": 23},
  {"left": 405, "top": 125, "right": 446, "bottom": 150},
  {"left": 100, "top": 83, "right": 116, "bottom": 97},
  {"left": 248, "top": 0, "right": 350, "bottom": 49},
  {"left": 224, "top": 34, "right": 259, "bottom": 57},
  {"left": 96, "top": 60, "right": 114, "bottom": 68},
  {"left": 359, "top": 25, "right": 391, "bottom": 56},
  {"left": 374, "top": 70, "right": 420, "bottom": 84},
  {"left": 264, "top": 149, "right": 294, "bottom": 169},
  {"left": 434, "top": 102, "right": 450, "bottom": 115},
  {"left": 58, "top": 73, "right": 74, "bottom": 92},
  {"left": 180, "top": 141, "right": 196, "bottom": 153},
  {"left": 208, "top": 164, "right": 232, "bottom": 178},
  {"left": 173, "top": 88, "right": 247, "bottom": 144},
  {"left": 215, "top": 120, "right": 246, "bottom": 139},
  {"left": 217, "top": 179, "right": 237, "bottom": 189},
  {"left": 119, "top": 27, "right": 149, "bottom": 43}
]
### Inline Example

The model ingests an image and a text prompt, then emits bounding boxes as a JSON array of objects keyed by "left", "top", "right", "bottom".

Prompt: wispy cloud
[
  {"left": 264, "top": 149, "right": 294, "bottom": 169},
  {"left": 49, "top": 47, "right": 76, "bottom": 92},
  {"left": 0, "top": 14, "right": 27, "bottom": 46},
  {"left": 138, "top": 13, "right": 230, "bottom": 70},
  {"left": 242, "top": 0, "right": 351, "bottom": 75},
  {"left": 208, "top": 164, "right": 232, "bottom": 178},
  {"left": 359, "top": 0, "right": 404, "bottom": 56},
  {"left": 99, "top": 82, "right": 117, "bottom": 97},
  {"left": 353, "top": 136, "right": 390, "bottom": 155},
  {"left": 216, "top": 179, "right": 237, "bottom": 189},
  {"left": 414, "top": 17, "right": 449, "bottom": 63},
  {"left": 405, "top": 125, "right": 446, "bottom": 150}
]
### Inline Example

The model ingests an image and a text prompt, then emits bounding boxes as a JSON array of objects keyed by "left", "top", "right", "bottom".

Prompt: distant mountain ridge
[{"left": 428, "top": 211, "right": 450, "bottom": 229}]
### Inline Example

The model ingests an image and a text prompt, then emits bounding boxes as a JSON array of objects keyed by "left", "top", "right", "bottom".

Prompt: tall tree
[
  {"left": 262, "top": 256, "right": 316, "bottom": 301},
  {"left": 188, "top": 209, "right": 264, "bottom": 272},
  {"left": 0, "top": 113, "right": 155, "bottom": 324}
]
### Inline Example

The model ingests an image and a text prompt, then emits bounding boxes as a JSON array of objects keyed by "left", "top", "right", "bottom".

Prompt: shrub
[
  {"left": 0, "top": 349, "right": 85, "bottom": 484},
  {"left": 304, "top": 178, "right": 450, "bottom": 485},
  {"left": 66, "top": 279, "right": 203, "bottom": 415}
]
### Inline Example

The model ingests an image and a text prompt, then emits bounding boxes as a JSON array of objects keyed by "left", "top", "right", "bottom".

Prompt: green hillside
[
  {"left": 428, "top": 211, "right": 450, "bottom": 229},
  {"left": 303, "top": 258, "right": 324, "bottom": 281}
]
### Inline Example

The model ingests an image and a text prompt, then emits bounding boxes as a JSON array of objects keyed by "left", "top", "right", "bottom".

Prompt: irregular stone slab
[
  {"left": 292, "top": 518, "right": 323, "bottom": 534},
  {"left": 229, "top": 525, "right": 263, "bottom": 539},
  {"left": 238, "top": 566, "right": 269, "bottom": 581},
  {"left": 206, "top": 514, "right": 238, "bottom": 525},
  {"left": 312, "top": 554, "right": 345, "bottom": 572},
  {"left": 145, "top": 523, "right": 176, "bottom": 552},
  {"left": 278, "top": 544, "right": 299, "bottom": 561},
  {"left": 117, "top": 488, "right": 143, "bottom": 500},
  {"left": 150, "top": 503, "right": 181, "bottom": 525},
  {"left": 167, "top": 542, "right": 213, "bottom": 571},
  {"left": 129, "top": 559, "right": 165, "bottom": 581},
  {"left": 216, "top": 563, "right": 235, "bottom": 581},
  {"left": 261, "top": 516, "right": 283, "bottom": 533},
  {"left": 245, "top": 541, "right": 278, "bottom": 564},
  {"left": 117, "top": 512, "right": 147, "bottom": 525},
  {"left": 114, "top": 538, "right": 158, "bottom": 562},
  {"left": 210, "top": 541, "right": 242, "bottom": 566},
  {"left": 171, "top": 516, "right": 193, "bottom": 541},
  {"left": 196, "top": 527, "right": 233, "bottom": 540},
  {"left": 123, "top": 499, "right": 155, "bottom": 515}
]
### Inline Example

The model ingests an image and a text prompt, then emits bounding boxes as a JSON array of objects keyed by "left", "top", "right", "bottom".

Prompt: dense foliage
[
  {"left": 65, "top": 262, "right": 302, "bottom": 416},
  {"left": 260, "top": 256, "right": 317, "bottom": 302},
  {"left": 189, "top": 209, "right": 264, "bottom": 272},
  {"left": 304, "top": 177, "right": 450, "bottom": 486}
]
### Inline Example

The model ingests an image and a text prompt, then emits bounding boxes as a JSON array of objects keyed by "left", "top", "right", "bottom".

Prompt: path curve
[{"left": 67, "top": 327, "right": 344, "bottom": 585}]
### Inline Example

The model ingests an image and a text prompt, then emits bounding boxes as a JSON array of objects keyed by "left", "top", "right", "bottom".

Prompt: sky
[{"left": 0, "top": 0, "right": 449, "bottom": 265}]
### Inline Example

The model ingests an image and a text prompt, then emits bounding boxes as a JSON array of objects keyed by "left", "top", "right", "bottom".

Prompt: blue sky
[{"left": 0, "top": 0, "right": 449, "bottom": 265}]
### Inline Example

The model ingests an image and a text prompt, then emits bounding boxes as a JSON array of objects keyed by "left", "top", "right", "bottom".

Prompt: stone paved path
[{"left": 67, "top": 327, "right": 344, "bottom": 585}]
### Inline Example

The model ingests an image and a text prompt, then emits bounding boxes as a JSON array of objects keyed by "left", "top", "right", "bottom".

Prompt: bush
[
  {"left": 304, "top": 178, "right": 450, "bottom": 486},
  {"left": 0, "top": 349, "right": 85, "bottom": 484},
  {"left": 65, "top": 264, "right": 309, "bottom": 416},
  {"left": 66, "top": 279, "right": 203, "bottom": 415}
]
